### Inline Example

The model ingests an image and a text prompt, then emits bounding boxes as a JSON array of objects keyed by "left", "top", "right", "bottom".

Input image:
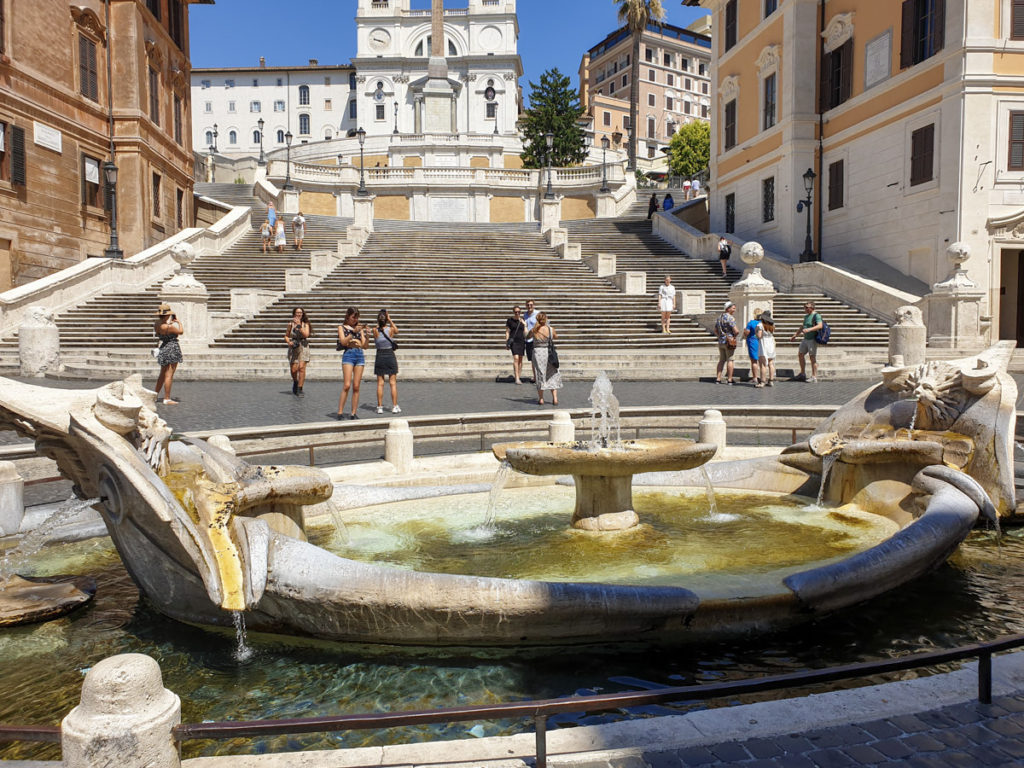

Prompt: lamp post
[
  {"left": 600, "top": 136, "right": 610, "bottom": 193},
  {"left": 283, "top": 130, "right": 293, "bottom": 190},
  {"left": 102, "top": 160, "right": 123, "bottom": 259},
  {"left": 212, "top": 123, "right": 218, "bottom": 153},
  {"left": 356, "top": 126, "right": 368, "bottom": 196},
  {"left": 796, "top": 167, "right": 817, "bottom": 262},
  {"left": 393, "top": 101, "right": 399, "bottom": 135},
  {"left": 544, "top": 130, "right": 555, "bottom": 200},
  {"left": 493, "top": 97, "right": 499, "bottom": 135},
  {"left": 257, "top": 118, "right": 265, "bottom": 165}
]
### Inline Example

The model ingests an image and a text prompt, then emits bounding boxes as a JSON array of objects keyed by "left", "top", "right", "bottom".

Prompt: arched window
[
  {"left": 276, "top": 129, "right": 284, "bottom": 143},
  {"left": 205, "top": 130, "right": 213, "bottom": 145},
  {"left": 228, "top": 129, "right": 237, "bottom": 144},
  {"left": 414, "top": 36, "right": 457, "bottom": 56},
  {"left": 298, "top": 85, "right": 310, "bottom": 105},
  {"left": 299, "top": 114, "right": 310, "bottom": 135},
  {"left": 253, "top": 130, "right": 261, "bottom": 144}
]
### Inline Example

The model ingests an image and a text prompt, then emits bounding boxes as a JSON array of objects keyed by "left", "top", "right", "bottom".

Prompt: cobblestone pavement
[{"left": 610, "top": 694, "right": 1024, "bottom": 768}]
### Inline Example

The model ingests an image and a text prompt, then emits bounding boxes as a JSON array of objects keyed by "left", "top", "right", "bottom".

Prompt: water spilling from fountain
[
  {"left": 232, "top": 610, "right": 254, "bottom": 663},
  {"left": 589, "top": 371, "right": 621, "bottom": 449},
  {"left": 0, "top": 496, "right": 99, "bottom": 587},
  {"left": 483, "top": 460, "right": 514, "bottom": 529}
]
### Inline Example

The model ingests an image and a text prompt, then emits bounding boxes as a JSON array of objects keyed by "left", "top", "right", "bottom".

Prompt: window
[
  {"left": 667, "top": 74, "right": 674, "bottom": 86},
  {"left": 828, "top": 159, "right": 845, "bottom": 210},
  {"left": 623, "top": 115, "right": 630, "bottom": 130},
  {"left": 324, "top": 99, "right": 332, "bottom": 110},
  {"left": 648, "top": 93, "right": 656, "bottom": 106},
  {"left": 684, "top": 101, "right": 691, "bottom": 115},
  {"left": 725, "top": 193, "right": 735, "bottom": 233},
  {"left": 152, "top": 173, "right": 161, "bottom": 218},
  {"left": 603, "top": 111, "right": 611, "bottom": 126},
  {"left": 0, "top": 122, "right": 8, "bottom": 182},
  {"left": 81, "top": 154, "right": 102, "bottom": 208},
  {"left": 173, "top": 95, "right": 182, "bottom": 143},
  {"left": 277, "top": 77, "right": 283, "bottom": 86},
  {"left": 146, "top": 0, "right": 161, "bottom": 21},
  {"left": 201, "top": 79, "right": 211, "bottom": 89},
  {"left": 225, "top": 79, "right": 235, "bottom": 88},
  {"left": 204, "top": 130, "right": 213, "bottom": 145},
  {"left": 664, "top": 53, "right": 672, "bottom": 67},
  {"left": 274, "top": 100, "right": 285, "bottom": 112},
  {"left": 79, "top": 35, "right": 98, "bottom": 102},
  {"left": 253, "top": 78, "right": 259, "bottom": 87},
  {"left": 725, "top": 0, "right": 738, "bottom": 51},
  {"left": 349, "top": 100, "right": 357, "bottom": 119},
  {"left": 349, "top": 73, "right": 357, "bottom": 89},
  {"left": 1009, "top": 112, "right": 1024, "bottom": 171},
  {"left": 681, "top": 59, "right": 689, "bottom": 71},
  {"left": 486, "top": 102, "right": 497, "bottom": 118},
  {"left": 647, "top": 144, "right": 656, "bottom": 159},
  {"left": 645, "top": 47, "right": 654, "bottom": 62},
  {"left": 701, "top": 104, "right": 709, "bottom": 118},
  {"left": 821, "top": 39, "right": 853, "bottom": 110},
  {"left": 204, "top": 101, "right": 212, "bottom": 113},
  {"left": 0, "top": 1, "right": 5, "bottom": 57},
  {"left": 724, "top": 99, "right": 737, "bottom": 149},
  {"left": 253, "top": 129, "right": 261, "bottom": 144},
  {"left": 666, "top": 97, "right": 674, "bottom": 111},
  {"left": 228, "top": 130, "right": 237, "bottom": 144},
  {"left": 765, "top": 0, "right": 778, "bottom": 16},
  {"left": 250, "top": 100, "right": 261, "bottom": 112},
  {"left": 762, "top": 177, "right": 775, "bottom": 223},
  {"left": 228, "top": 101, "right": 235, "bottom": 113},
  {"left": 648, "top": 68, "right": 656, "bottom": 82},
  {"left": 900, "top": 0, "right": 945, "bottom": 68},
  {"left": 622, "top": 74, "right": 628, "bottom": 89},
  {"left": 149, "top": 68, "right": 160, "bottom": 125},
  {"left": 299, "top": 85, "right": 310, "bottom": 105},
  {"left": 910, "top": 123, "right": 935, "bottom": 186},
  {"left": 702, "top": 82, "right": 709, "bottom": 94},
  {"left": 763, "top": 73, "right": 777, "bottom": 129},
  {"left": 276, "top": 129, "right": 284, "bottom": 143},
  {"left": 647, "top": 117, "right": 656, "bottom": 138},
  {"left": 685, "top": 77, "right": 692, "bottom": 90},
  {"left": 324, "top": 128, "right": 333, "bottom": 140},
  {"left": 324, "top": 77, "right": 331, "bottom": 86},
  {"left": 176, "top": 188, "right": 184, "bottom": 229},
  {"left": 299, "top": 113, "right": 310, "bottom": 134},
  {"left": 375, "top": 104, "right": 385, "bottom": 120}
]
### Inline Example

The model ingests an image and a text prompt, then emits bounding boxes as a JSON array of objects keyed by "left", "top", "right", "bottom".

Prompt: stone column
[
  {"left": 353, "top": 194, "right": 375, "bottom": 232},
  {"left": 0, "top": 461, "right": 25, "bottom": 536},
  {"left": 921, "top": 242, "right": 987, "bottom": 349},
  {"left": 18, "top": 306, "right": 60, "bottom": 377},
  {"left": 727, "top": 241, "right": 775, "bottom": 328},
  {"left": 160, "top": 242, "right": 210, "bottom": 352},
  {"left": 888, "top": 305, "right": 926, "bottom": 366},
  {"left": 698, "top": 409, "right": 726, "bottom": 455},
  {"left": 540, "top": 197, "right": 561, "bottom": 235},
  {"left": 549, "top": 411, "right": 575, "bottom": 443},
  {"left": 62, "top": 654, "right": 181, "bottom": 768},
  {"left": 595, "top": 191, "right": 616, "bottom": 218},
  {"left": 385, "top": 419, "right": 414, "bottom": 474}
]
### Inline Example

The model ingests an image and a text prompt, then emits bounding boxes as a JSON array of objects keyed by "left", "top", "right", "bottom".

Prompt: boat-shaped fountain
[{"left": 0, "top": 348, "right": 1013, "bottom": 646}]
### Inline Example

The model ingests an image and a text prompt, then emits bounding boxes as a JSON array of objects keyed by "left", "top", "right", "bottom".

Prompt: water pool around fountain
[
  {"left": 318, "top": 487, "right": 899, "bottom": 591},
  {"left": 0, "top": 524, "right": 1020, "bottom": 760}
]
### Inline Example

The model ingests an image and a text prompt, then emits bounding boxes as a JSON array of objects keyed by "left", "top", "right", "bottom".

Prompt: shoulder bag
[{"left": 547, "top": 333, "right": 559, "bottom": 371}]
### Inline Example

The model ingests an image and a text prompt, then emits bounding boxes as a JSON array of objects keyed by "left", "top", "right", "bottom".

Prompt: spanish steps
[{"left": 0, "top": 183, "right": 892, "bottom": 379}]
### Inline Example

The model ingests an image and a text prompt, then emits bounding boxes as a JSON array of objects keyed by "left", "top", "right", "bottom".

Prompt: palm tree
[{"left": 616, "top": 0, "right": 666, "bottom": 171}]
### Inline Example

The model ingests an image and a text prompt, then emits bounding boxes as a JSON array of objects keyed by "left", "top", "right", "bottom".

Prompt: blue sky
[{"left": 189, "top": 1, "right": 710, "bottom": 104}]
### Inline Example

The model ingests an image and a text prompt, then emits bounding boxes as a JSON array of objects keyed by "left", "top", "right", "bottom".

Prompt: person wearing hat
[
  {"left": 714, "top": 301, "right": 738, "bottom": 385},
  {"left": 153, "top": 303, "right": 184, "bottom": 405},
  {"left": 759, "top": 309, "right": 777, "bottom": 387}
]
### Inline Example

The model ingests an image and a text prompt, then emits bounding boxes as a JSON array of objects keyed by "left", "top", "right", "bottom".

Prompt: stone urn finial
[
  {"left": 733, "top": 241, "right": 772, "bottom": 289},
  {"left": 164, "top": 241, "right": 204, "bottom": 290},
  {"left": 740, "top": 241, "right": 764, "bottom": 267},
  {"left": 932, "top": 241, "right": 976, "bottom": 292}
]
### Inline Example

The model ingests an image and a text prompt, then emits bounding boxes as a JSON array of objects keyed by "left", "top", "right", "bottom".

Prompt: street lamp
[
  {"left": 544, "top": 130, "right": 555, "bottom": 200},
  {"left": 493, "top": 97, "right": 499, "bottom": 135},
  {"left": 283, "top": 130, "right": 293, "bottom": 189},
  {"left": 257, "top": 117, "right": 265, "bottom": 165},
  {"left": 393, "top": 101, "right": 399, "bottom": 135},
  {"left": 102, "top": 160, "right": 123, "bottom": 259},
  {"left": 796, "top": 167, "right": 817, "bottom": 262},
  {"left": 600, "top": 135, "right": 610, "bottom": 194},
  {"left": 356, "top": 126, "right": 368, "bottom": 196},
  {"left": 212, "top": 123, "right": 218, "bottom": 153}
]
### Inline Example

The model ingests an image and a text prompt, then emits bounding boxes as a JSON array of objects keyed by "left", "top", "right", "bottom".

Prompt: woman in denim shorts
[{"left": 336, "top": 307, "right": 368, "bottom": 420}]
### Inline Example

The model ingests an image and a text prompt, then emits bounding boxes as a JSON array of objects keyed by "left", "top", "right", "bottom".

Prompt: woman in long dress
[
  {"left": 274, "top": 219, "right": 286, "bottom": 253},
  {"left": 153, "top": 302, "right": 183, "bottom": 405},
  {"left": 527, "top": 312, "right": 561, "bottom": 406}
]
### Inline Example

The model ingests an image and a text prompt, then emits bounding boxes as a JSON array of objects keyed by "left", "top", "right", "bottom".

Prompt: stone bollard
[
  {"left": 62, "top": 653, "right": 181, "bottom": 768},
  {"left": 0, "top": 461, "right": 24, "bottom": 536},
  {"left": 888, "top": 305, "right": 926, "bottom": 366},
  {"left": 698, "top": 409, "right": 726, "bottom": 455},
  {"left": 207, "top": 435, "right": 236, "bottom": 456},
  {"left": 385, "top": 419, "right": 414, "bottom": 474},
  {"left": 19, "top": 306, "right": 60, "bottom": 377},
  {"left": 549, "top": 411, "right": 575, "bottom": 443}
]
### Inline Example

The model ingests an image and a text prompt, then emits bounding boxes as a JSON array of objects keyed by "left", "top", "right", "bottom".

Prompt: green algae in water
[{"left": 321, "top": 487, "right": 900, "bottom": 586}]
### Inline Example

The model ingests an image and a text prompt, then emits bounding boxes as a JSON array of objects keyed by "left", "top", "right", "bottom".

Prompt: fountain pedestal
[{"left": 571, "top": 474, "right": 639, "bottom": 530}]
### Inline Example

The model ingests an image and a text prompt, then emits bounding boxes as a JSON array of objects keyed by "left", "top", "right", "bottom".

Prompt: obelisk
[{"left": 422, "top": 0, "right": 456, "bottom": 133}]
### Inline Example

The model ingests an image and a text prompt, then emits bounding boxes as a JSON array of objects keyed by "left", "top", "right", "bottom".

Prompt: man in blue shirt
[{"left": 743, "top": 310, "right": 765, "bottom": 387}]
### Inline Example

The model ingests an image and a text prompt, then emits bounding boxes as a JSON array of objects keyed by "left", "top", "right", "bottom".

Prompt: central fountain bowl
[{"left": 493, "top": 439, "right": 718, "bottom": 531}]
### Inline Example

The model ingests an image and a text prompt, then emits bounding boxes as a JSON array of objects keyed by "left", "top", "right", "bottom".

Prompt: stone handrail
[
  {"left": 253, "top": 173, "right": 281, "bottom": 209},
  {"left": 0, "top": 206, "right": 252, "bottom": 337},
  {"left": 612, "top": 173, "right": 638, "bottom": 217},
  {"left": 652, "top": 210, "right": 917, "bottom": 323}
]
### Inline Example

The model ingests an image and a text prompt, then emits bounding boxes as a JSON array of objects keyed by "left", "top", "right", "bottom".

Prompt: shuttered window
[
  {"left": 1009, "top": 112, "right": 1024, "bottom": 171},
  {"left": 900, "top": 0, "right": 945, "bottom": 69},
  {"left": 724, "top": 0, "right": 737, "bottom": 51},
  {"left": 82, "top": 154, "right": 102, "bottom": 208},
  {"left": 724, "top": 99, "right": 737, "bottom": 149},
  {"left": 820, "top": 39, "right": 852, "bottom": 111},
  {"left": 149, "top": 68, "right": 160, "bottom": 125},
  {"left": 725, "top": 193, "right": 736, "bottom": 234},
  {"left": 168, "top": 0, "right": 185, "bottom": 49},
  {"left": 910, "top": 124, "right": 935, "bottom": 186},
  {"left": 1014, "top": 0, "right": 1024, "bottom": 41},
  {"left": 152, "top": 173, "right": 161, "bottom": 218},
  {"left": 763, "top": 73, "right": 776, "bottom": 130},
  {"left": 0, "top": 122, "right": 7, "bottom": 182},
  {"left": 146, "top": 0, "right": 161, "bottom": 21},
  {"left": 10, "top": 124, "right": 25, "bottom": 186},
  {"left": 173, "top": 95, "right": 182, "bottom": 144},
  {"left": 79, "top": 35, "right": 98, "bottom": 102},
  {"left": 828, "top": 159, "right": 844, "bottom": 210},
  {"left": 762, "top": 177, "right": 775, "bottom": 223}
]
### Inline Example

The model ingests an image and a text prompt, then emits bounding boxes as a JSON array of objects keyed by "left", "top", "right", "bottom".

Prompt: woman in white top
[
  {"left": 658, "top": 275, "right": 676, "bottom": 334},
  {"left": 759, "top": 309, "right": 777, "bottom": 387},
  {"left": 274, "top": 219, "right": 286, "bottom": 253}
]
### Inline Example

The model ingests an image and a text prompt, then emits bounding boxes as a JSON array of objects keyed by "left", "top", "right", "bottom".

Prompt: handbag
[
  {"left": 547, "top": 335, "right": 559, "bottom": 371},
  {"left": 151, "top": 345, "right": 161, "bottom": 359},
  {"left": 384, "top": 330, "right": 398, "bottom": 350},
  {"left": 726, "top": 336, "right": 737, "bottom": 349}
]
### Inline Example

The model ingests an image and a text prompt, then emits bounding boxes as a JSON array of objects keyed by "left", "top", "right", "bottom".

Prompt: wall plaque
[
  {"left": 33, "top": 122, "right": 62, "bottom": 153},
  {"left": 865, "top": 30, "right": 891, "bottom": 90}
]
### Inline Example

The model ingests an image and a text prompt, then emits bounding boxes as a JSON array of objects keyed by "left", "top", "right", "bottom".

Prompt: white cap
[{"left": 724, "top": 301, "right": 735, "bottom": 310}]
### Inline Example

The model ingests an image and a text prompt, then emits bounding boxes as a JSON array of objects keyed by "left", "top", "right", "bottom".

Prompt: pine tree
[{"left": 519, "top": 68, "right": 587, "bottom": 169}]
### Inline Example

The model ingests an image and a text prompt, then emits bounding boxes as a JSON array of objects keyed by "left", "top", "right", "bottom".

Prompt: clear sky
[{"left": 188, "top": 1, "right": 710, "bottom": 105}]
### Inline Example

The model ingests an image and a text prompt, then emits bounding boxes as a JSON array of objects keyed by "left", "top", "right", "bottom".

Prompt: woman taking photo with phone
[
  {"left": 285, "top": 307, "right": 312, "bottom": 397},
  {"left": 372, "top": 309, "right": 400, "bottom": 414},
  {"left": 336, "top": 307, "right": 368, "bottom": 420},
  {"left": 153, "top": 302, "right": 183, "bottom": 405}
]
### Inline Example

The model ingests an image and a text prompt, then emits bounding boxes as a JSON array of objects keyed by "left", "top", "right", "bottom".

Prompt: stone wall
[
  {"left": 490, "top": 196, "right": 525, "bottom": 223},
  {"left": 562, "top": 196, "right": 597, "bottom": 220},
  {"left": 298, "top": 191, "right": 336, "bottom": 216},
  {"left": 374, "top": 195, "right": 411, "bottom": 220}
]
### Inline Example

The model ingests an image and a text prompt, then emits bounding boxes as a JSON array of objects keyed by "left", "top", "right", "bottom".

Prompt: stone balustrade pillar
[
  {"left": 18, "top": 306, "right": 60, "bottom": 377},
  {"left": 888, "top": 305, "right": 926, "bottom": 367},
  {"left": 549, "top": 411, "right": 575, "bottom": 443},
  {"left": 540, "top": 197, "right": 561, "bottom": 235},
  {"left": 62, "top": 654, "right": 181, "bottom": 768},
  {"left": 921, "top": 242, "right": 987, "bottom": 349},
  {"left": 595, "top": 191, "right": 616, "bottom": 218},
  {"left": 161, "top": 242, "right": 210, "bottom": 351},
  {"left": 280, "top": 188, "right": 299, "bottom": 214},
  {"left": 385, "top": 419, "right": 414, "bottom": 474}
]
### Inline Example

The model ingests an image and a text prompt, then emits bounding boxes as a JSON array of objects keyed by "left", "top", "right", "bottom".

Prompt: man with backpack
[{"left": 789, "top": 301, "right": 824, "bottom": 382}]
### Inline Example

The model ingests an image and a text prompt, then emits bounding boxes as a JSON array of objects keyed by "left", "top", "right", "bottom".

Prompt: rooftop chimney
[
  {"left": 259, "top": 57, "right": 266, "bottom": 67},
  {"left": 309, "top": 58, "right": 318, "bottom": 66}
]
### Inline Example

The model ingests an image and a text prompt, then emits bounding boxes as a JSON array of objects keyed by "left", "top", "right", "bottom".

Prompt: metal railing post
[
  {"left": 979, "top": 652, "right": 992, "bottom": 704},
  {"left": 534, "top": 714, "right": 547, "bottom": 768}
]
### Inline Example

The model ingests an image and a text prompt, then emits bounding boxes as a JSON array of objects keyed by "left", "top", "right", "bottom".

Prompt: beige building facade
[
  {"left": 0, "top": 0, "right": 206, "bottom": 288},
  {"left": 692, "top": 0, "right": 1024, "bottom": 345},
  {"left": 579, "top": 19, "right": 711, "bottom": 169}
]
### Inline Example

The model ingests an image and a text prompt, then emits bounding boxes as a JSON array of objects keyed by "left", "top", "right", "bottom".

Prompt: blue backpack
[{"left": 815, "top": 315, "right": 831, "bottom": 345}]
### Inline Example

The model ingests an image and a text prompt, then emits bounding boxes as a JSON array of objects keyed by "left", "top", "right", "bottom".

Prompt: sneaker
[
  {"left": 807, "top": 377, "right": 818, "bottom": 383},
  {"left": 392, "top": 405, "right": 402, "bottom": 413},
  {"left": 376, "top": 406, "right": 384, "bottom": 414},
  {"left": 767, "top": 380, "right": 775, "bottom": 387}
]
